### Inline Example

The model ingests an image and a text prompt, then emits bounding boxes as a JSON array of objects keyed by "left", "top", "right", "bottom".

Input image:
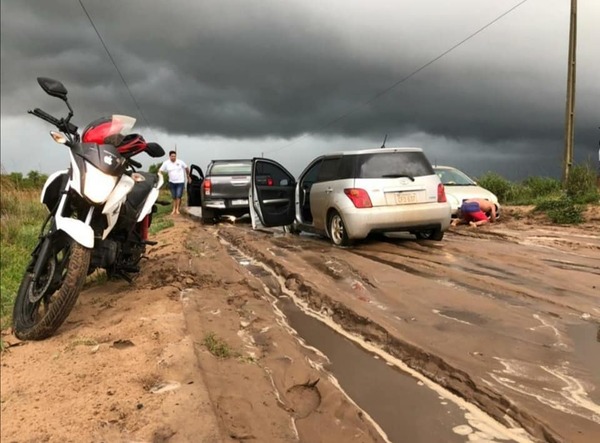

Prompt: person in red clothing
[{"left": 452, "top": 198, "right": 497, "bottom": 227}]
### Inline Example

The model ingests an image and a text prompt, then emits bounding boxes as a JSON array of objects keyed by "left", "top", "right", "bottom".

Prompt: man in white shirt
[{"left": 159, "top": 150, "right": 191, "bottom": 215}]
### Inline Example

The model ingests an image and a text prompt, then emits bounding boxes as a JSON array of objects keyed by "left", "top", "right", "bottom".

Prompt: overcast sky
[{"left": 1, "top": 0, "right": 598, "bottom": 180}]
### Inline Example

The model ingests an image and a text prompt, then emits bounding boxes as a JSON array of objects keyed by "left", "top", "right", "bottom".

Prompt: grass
[
  {"left": 202, "top": 332, "right": 235, "bottom": 359},
  {"left": 477, "top": 161, "right": 599, "bottom": 223},
  {"left": 1, "top": 178, "right": 48, "bottom": 327},
  {"left": 149, "top": 189, "right": 175, "bottom": 235}
]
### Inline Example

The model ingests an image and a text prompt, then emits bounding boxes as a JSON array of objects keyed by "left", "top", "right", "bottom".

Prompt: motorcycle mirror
[
  {"left": 146, "top": 142, "right": 166, "bottom": 158},
  {"left": 37, "top": 77, "right": 68, "bottom": 100}
]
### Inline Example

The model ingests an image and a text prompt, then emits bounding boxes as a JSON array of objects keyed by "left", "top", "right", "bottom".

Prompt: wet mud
[{"left": 216, "top": 220, "right": 600, "bottom": 443}]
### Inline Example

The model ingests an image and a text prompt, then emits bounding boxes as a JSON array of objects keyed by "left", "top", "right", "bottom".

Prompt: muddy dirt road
[
  {"left": 218, "top": 207, "right": 600, "bottom": 442},
  {"left": 1, "top": 207, "right": 599, "bottom": 443}
]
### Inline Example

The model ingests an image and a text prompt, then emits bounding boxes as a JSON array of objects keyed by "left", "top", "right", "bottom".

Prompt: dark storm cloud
[{"left": 1, "top": 0, "right": 598, "bottom": 177}]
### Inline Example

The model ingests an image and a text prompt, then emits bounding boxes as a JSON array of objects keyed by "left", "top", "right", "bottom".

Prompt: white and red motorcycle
[{"left": 13, "top": 77, "right": 166, "bottom": 340}]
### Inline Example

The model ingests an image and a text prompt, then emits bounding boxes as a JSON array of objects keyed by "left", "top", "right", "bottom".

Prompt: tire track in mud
[
  {"left": 352, "top": 239, "right": 596, "bottom": 315},
  {"left": 217, "top": 228, "right": 561, "bottom": 443}
]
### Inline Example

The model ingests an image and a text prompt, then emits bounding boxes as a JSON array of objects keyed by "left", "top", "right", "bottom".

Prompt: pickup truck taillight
[
  {"left": 344, "top": 188, "right": 372, "bottom": 208},
  {"left": 203, "top": 178, "right": 212, "bottom": 196},
  {"left": 437, "top": 183, "right": 447, "bottom": 203}
]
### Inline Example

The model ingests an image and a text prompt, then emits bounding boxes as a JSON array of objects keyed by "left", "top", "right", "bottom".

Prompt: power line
[
  {"left": 78, "top": 0, "right": 153, "bottom": 132},
  {"left": 266, "top": 0, "right": 530, "bottom": 155}
]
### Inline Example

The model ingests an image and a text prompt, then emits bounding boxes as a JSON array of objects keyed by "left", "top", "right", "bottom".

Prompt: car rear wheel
[
  {"left": 328, "top": 211, "right": 352, "bottom": 247},
  {"left": 415, "top": 228, "right": 444, "bottom": 241}
]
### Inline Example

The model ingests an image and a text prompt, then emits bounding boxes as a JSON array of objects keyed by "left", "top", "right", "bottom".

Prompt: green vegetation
[
  {"left": 533, "top": 197, "right": 584, "bottom": 224},
  {"left": 477, "top": 161, "right": 598, "bottom": 225},
  {"left": 1, "top": 176, "right": 48, "bottom": 327},
  {"left": 202, "top": 332, "right": 235, "bottom": 358},
  {"left": 149, "top": 189, "right": 175, "bottom": 234}
]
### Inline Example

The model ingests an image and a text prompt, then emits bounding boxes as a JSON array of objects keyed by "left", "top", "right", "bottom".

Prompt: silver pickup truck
[{"left": 199, "top": 159, "right": 252, "bottom": 223}]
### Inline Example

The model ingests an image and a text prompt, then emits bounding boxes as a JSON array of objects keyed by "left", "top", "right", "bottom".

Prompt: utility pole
[{"left": 562, "top": 0, "right": 577, "bottom": 184}]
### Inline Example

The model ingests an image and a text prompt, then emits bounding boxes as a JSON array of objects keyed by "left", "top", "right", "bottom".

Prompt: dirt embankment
[{"left": 1, "top": 217, "right": 386, "bottom": 443}]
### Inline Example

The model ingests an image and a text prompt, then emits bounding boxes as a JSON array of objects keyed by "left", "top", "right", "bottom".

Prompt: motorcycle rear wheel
[{"left": 13, "top": 240, "right": 91, "bottom": 340}]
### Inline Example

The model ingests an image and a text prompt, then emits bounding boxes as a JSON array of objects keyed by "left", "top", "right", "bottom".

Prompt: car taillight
[
  {"left": 437, "top": 183, "right": 447, "bottom": 203},
  {"left": 344, "top": 188, "right": 372, "bottom": 208},
  {"left": 203, "top": 178, "right": 212, "bottom": 196}
]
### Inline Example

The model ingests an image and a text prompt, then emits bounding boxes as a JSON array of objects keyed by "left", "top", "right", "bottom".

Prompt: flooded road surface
[
  {"left": 215, "top": 219, "right": 600, "bottom": 443},
  {"left": 225, "top": 242, "right": 530, "bottom": 442}
]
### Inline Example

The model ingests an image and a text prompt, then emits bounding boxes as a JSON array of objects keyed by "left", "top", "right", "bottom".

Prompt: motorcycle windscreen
[{"left": 77, "top": 143, "right": 127, "bottom": 176}]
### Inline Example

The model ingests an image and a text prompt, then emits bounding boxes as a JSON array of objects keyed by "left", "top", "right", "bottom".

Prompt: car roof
[{"left": 324, "top": 147, "right": 423, "bottom": 157}]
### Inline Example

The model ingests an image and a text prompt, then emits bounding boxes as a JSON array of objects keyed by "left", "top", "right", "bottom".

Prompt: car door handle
[{"left": 325, "top": 188, "right": 333, "bottom": 194}]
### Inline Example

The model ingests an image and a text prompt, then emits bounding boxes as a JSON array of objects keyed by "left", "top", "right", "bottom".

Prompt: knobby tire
[{"left": 13, "top": 243, "right": 91, "bottom": 340}]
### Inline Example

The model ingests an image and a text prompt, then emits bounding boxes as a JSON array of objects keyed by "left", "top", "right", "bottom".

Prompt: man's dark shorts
[{"left": 169, "top": 182, "right": 184, "bottom": 199}]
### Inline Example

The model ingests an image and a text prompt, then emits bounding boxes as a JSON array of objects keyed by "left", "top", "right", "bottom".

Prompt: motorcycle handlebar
[
  {"left": 30, "top": 108, "right": 60, "bottom": 126},
  {"left": 65, "top": 121, "right": 78, "bottom": 134},
  {"left": 128, "top": 158, "right": 142, "bottom": 169},
  {"left": 29, "top": 108, "right": 78, "bottom": 136}
]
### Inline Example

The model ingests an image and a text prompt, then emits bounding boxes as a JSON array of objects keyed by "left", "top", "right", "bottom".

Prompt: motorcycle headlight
[{"left": 83, "top": 163, "right": 118, "bottom": 204}]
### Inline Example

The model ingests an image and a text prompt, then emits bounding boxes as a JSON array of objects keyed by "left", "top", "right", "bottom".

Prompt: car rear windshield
[
  {"left": 209, "top": 162, "right": 252, "bottom": 176},
  {"left": 356, "top": 152, "right": 434, "bottom": 178},
  {"left": 435, "top": 168, "right": 476, "bottom": 185}
]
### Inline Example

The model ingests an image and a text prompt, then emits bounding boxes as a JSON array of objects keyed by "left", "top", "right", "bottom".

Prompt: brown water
[{"left": 279, "top": 297, "right": 467, "bottom": 442}]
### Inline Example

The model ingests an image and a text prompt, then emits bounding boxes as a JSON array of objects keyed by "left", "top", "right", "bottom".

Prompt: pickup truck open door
[
  {"left": 250, "top": 158, "right": 296, "bottom": 227},
  {"left": 187, "top": 164, "right": 204, "bottom": 207}
]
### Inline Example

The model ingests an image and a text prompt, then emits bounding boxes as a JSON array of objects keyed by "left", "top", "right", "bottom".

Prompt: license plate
[
  {"left": 231, "top": 199, "right": 248, "bottom": 206},
  {"left": 395, "top": 192, "right": 416, "bottom": 204}
]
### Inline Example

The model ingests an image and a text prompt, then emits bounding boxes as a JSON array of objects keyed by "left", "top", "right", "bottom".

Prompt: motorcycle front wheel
[{"left": 13, "top": 238, "right": 91, "bottom": 340}]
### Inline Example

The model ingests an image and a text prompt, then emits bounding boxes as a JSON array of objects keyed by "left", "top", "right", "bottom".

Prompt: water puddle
[
  {"left": 279, "top": 297, "right": 465, "bottom": 442},
  {"left": 223, "top": 240, "right": 532, "bottom": 443}
]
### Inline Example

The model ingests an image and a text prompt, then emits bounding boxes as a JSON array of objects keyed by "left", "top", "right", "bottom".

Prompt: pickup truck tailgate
[{"left": 209, "top": 175, "right": 250, "bottom": 199}]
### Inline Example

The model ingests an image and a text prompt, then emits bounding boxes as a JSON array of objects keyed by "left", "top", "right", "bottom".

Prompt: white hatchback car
[
  {"left": 250, "top": 147, "right": 452, "bottom": 246},
  {"left": 434, "top": 166, "right": 500, "bottom": 217}
]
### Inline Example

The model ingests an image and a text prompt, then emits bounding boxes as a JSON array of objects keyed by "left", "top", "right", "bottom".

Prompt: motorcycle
[{"left": 12, "top": 77, "right": 166, "bottom": 340}]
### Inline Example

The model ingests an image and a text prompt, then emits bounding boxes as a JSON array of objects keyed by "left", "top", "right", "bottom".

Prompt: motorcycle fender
[
  {"left": 102, "top": 175, "right": 135, "bottom": 216},
  {"left": 40, "top": 170, "right": 69, "bottom": 205},
  {"left": 55, "top": 214, "right": 94, "bottom": 248}
]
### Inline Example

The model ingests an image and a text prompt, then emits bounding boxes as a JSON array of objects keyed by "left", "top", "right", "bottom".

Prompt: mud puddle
[
  {"left": 279, "top": 296, "right": 466, "bottom": 443},
  {"left": 223, "top": 240, "right": 532, "bottom": 443}
]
